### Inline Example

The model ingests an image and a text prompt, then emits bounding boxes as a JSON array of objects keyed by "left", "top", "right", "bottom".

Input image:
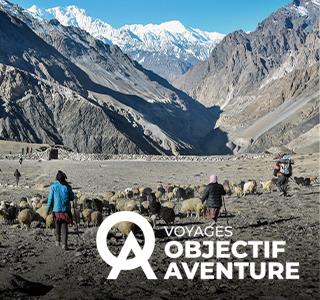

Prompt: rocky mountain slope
[
  {"left": 0, "top": 0, "right": 219, "bottom": 155},
  {"left": 26, "top": 5, "right": 224, "bottom": 81},
  {"left": 175, "top": 0, "right": 319, "bottom": 154}
]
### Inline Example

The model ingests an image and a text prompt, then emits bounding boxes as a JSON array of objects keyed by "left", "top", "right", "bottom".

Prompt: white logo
[{"left": 96, "top": 211, "right": 157, "bottom": 279}]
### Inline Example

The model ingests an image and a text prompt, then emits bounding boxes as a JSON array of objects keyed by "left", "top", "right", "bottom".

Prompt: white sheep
[
  {"left": 260, "top": 180, "right": 273, "bottom": 193},
  {"left": 45, "top": 213, "right": 55, "bottom": 231},
  {"left": 243, "top": 180, "right": 257, "bottom": 196},
  {"left": 82, "top": 208, "right": 93, "bottom": 227},
  {"left": 124, "top": 200, "right": 138, "bottom": 211},
  {"left": 233, "top": 185, "right": 243, "bottom": 198},
  {"left": 162, "top": 201, "right": 175, "bottom": 209},
  {"left": 91, "top": 211, "right": 103, "bottom": 226},
  {"left": 114, "top": 221, "right": 135, "bottom": 237},
  {"left": 180, "top": 198, "right": 206, "bottom": 219}
]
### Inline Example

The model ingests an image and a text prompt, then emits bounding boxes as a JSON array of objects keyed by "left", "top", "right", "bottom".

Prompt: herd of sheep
[{"left": 0, "top": 176, "right": 317, "bottom": 237}]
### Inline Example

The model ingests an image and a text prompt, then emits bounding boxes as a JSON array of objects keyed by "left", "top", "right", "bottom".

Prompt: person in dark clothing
[
  {"left": 47, "top": 170, "right": 74, "bottom": 250},
  {"left": 19, "top": 157, "right": 23, "bottom": 165},
  {"left": 148, "top": 193, "right": 161, "bottom": 228},
  {"left": 274, "top": 155, "right": 293, "bottom": 197},
  {"left": 14, "top": 169, "right": 21, "bottom": 186},
  {"left": 201, "top": 175, "right": 226, "bottom": 224}
]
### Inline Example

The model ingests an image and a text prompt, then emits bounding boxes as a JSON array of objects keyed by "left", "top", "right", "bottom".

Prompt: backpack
[{"left": 280, "top": 162, "right": 291, "bottom": 175}]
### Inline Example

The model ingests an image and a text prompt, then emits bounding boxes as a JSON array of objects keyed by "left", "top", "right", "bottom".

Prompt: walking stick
[
  {"left": 222, "top": 196, "right": 229, "bottom": 226},
  {"left": 72, "top": 199, "right": 82, "bottom": 241}
]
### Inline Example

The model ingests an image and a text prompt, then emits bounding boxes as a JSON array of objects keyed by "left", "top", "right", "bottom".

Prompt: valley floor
[{"left": 0, "top": 154, "right": 319, "bottom": 299}]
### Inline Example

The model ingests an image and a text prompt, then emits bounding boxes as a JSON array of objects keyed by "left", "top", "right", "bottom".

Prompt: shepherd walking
[
  {"left": 14, "top": 169, "right": 21, "bottom": 186},
  {"left": 201, "top": 175, "right": 226, "bottom": 225},
  {"left": 274, "top": 155, "right": 293, "bottom": 197},
  {"left": 47, "top": 170, "right": 75, "bottom": 250}
]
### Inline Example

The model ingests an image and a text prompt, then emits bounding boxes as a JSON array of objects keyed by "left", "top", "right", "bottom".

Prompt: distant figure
[
  {"left": 19, "top": 157, "right": 23, "bottom": 165},
  {"left": 274, "top": 155, "right": 293, "bottom": 197},
  {"left": 47, "top": 170, "right": 74, "bottom": 250},
  {"left": 201, "top": 175, "right": 226, "bottom": 225},
  {"left": 14, "top": 169, "right": 21, "bottom": 186}
]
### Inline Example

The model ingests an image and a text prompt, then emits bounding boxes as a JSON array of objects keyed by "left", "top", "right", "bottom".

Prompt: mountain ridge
[
  {"left": 26, "top": 4, "right": 225, "bottom": 81},
  {"left": 0, "top": 0, "right": 219, "bottom": 155},
  {"left": 174, "top": 0, "right": 319, "bottom": 154}
]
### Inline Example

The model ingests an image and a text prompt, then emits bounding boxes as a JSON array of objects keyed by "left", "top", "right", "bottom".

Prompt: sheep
[
  {"left": 7, "top": 204, "right": 19, "bottom": 224},
  {"left": 19, "top": 198, "right": 30, "bottom": 210},
  {"left": 124, "top": 188, "right": 134, "bottom": 199},
  {"left": 101, "top": 191, "right": 115, "bottom": 201},
  {"left": 78, "top": 193, "right": 90, "bottom": 206},
  {"left": 141, "top": 187, "right": 152, "bottom": 197},
  {"left": 167, "top": 185, "right": 175, "bottom": 193},
  {"left": 124, "top": 200, "right": 138, "bottom": 211},
  {"left": 173, "top": 187, "right": 186, "bottom": 201},
  {"left": 92, "top": 198, "right": 103, "bottom": 212},
  {"left": 294, "top": 177, "right": 311, "bottom": 187},
  {"left": 110, "top": 193, "right": 125, "bottom": 204},
  {"left": 167, "top": 192, "right": 174, "bottom": 201},
  {"left": 155, "top": 190, "right": 164, "bottom": 201},
  {"left": 82, "top": 208, "right": 93, "bottom": 227},
  {"left": 157, "top": 185, "right": 166, "bottom": 195},
  {"left": 304, "top": 178, "right": 311, "bottom": 186},
  {"left": 45, "top": 213, "right": 55, "bottom": 230},
  {"left": 223, "top": 180, "right": 232, "bottom": 195},
  {"left": 243, "top": 180, "right": 257, "bottom": 196},
  {"left": 36, "top": 204, "right": 48, "bottom": 221},
  {"left": 309, "top": 176, "right": 318, "bottom": 184},
  {"left": 84, "top": 198, "right": 93, "bottom": 209},
  {"left": 162, "top": 201, "right": 175, "bottom": 209},
  {"left": 0, "top": 201, "right": 9, "bottom": 223},
  {"left": 91, "top": 211, "right": 103, "bottom": 227},
  {"left": 18, "top": 209, "right": 34, "bottom": 229},
  {"left": 132, "top": 187, "right": 140, "bottom": 197},
  {"left": 160, "top": 207, "right": 175, "bottom": 225},
  {"left": 233, "top": 185, "right": 243, "bottom": 198},
  {"left": 261, "top": 180, "right": 273, "bottom": 193},
  {"left": 114, "top": 221, "right": 135, "bottom": 237},
  {"left": 185, "top": 187, "right": 195, "bottom": 199},
  {"left": 116, "top": 199, "right": 127, "bottom": 211},
  {"left": 105, "top": 202, "right": 116, "bottom": 215},
  {"left": 198, "top": 185, "right": 207, "bottom": 195},
  {"left": 139, "top": 200, "right": 149, "bottom": 215},
  {"left": 180, "top": 198, "right": 206, "bottom": 219},
  {"left": 76, "top": 191, "right": 83, "bottom": 199}
]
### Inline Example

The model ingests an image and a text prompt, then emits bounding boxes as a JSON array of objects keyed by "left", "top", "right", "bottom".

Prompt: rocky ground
[{"left": 0, "top": 153, "right": 319, "bottom": 299}]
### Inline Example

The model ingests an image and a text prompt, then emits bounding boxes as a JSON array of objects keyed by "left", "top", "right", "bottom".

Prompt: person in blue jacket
[{"left": 47, "top": 170, "right": 74, "bottom": 250}]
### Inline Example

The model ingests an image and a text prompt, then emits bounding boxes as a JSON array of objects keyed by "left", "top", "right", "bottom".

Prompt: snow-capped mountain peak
[
  {"left": 158, "top": 20, "right": 187, "bottom": 33},
  {"left": 27, "top": 4, "right": 41, "bottom": 16},
  {"left": 26, "top": 4, "right": 225, "bottom": 81}
]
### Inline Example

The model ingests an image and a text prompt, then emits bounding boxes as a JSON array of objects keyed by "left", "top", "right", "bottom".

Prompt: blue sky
[{"left": 13, "top": 0, "right": 291, "bottom": 34}]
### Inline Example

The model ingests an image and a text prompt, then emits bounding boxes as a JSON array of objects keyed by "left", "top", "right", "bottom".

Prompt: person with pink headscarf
[{"left": 201, "top": 175, "right": 226, "bottom": 224}]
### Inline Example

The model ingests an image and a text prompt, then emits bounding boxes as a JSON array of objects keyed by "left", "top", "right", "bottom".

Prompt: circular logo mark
[{"left": 96, "top": 211, "right": 157, "bottom": 279}]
